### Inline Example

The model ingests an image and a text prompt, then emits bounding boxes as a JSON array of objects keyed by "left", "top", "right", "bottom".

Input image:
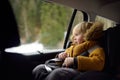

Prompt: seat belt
[
  {"left": 88, "top": 45, "right": 100, "bottom": 53},
  {"left": 45, "top": 45, "right": 100, "bottom": 72},
  {"left": 80, "top": 45, "right": 100, "bottom": 56}
]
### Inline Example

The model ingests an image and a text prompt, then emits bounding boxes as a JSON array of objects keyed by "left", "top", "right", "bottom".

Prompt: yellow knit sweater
[{"left": 65, "top": 41, "right": 105, "bottom": 71}]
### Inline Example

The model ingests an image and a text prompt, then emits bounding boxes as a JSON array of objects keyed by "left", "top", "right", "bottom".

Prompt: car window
[
  {"left": 68, "top": 11, "right": 84, "bottom": 40},
  {"left": 95, "top": 15, "right": 116, "bottom": 30},
  {"left": 8, "top": 0, "right": 83, "bottom": 54}
]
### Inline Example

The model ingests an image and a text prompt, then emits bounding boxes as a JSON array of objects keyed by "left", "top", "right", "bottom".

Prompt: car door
[{"left": 1, "top": 0, "right": 86, "bottom": 80}]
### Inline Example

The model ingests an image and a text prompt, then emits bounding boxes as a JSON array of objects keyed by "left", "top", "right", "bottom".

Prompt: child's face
[{"left": 72, "top": 27, "right": 84, "bottom": 44}]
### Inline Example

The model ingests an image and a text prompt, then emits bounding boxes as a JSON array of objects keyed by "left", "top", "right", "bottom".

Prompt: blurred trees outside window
[{"left": 9, "top": 0, "right": 74, "bottom": 49}]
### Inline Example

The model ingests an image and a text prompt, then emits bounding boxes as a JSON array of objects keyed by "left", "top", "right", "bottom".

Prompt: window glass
[
  {"left": 69, "top": 11, "right": 84, "bottom": 39},
  {"left": 63, "top": 11, "right": 84, "bottom": 48},
  {"left": 9, "top": 0, "right": 73, "bottom": 51},
  {"left": 95, "top": 15, "right": 116, "bottom": 30},
  {"left": 73, "top": 11, "right": 84, "bottom": 27}
]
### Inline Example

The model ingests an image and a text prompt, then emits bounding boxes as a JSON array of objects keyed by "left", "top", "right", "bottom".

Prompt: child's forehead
[
  {"left": 73, "top": 24, "right": 82, "bottom": 32},
  {"left": 73, "top": 28, "right": 81, "bottom": 34}
]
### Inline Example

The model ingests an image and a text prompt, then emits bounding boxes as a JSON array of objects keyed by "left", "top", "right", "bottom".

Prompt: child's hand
[
  {"left": 62, "top": 57, "right": 74, "bottom": 67},
  {"left": 58, "top": 52, "right": 67, "bottom": 60}
]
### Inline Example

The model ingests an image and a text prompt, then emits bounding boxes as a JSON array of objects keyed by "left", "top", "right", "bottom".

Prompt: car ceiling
[{"left": 46, "top": 0, "right": 120, "bottom": 23}]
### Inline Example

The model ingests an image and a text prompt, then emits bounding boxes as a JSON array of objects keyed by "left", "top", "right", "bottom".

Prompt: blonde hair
[
  {"left": 71, "top": 21, "right": 103, "bottom": 42},
  {"left": 73, "top": 22, "right": 93, "bottom": 34},
  {"left": 71, "top": 22, "right": 93, "bottom": 42}
]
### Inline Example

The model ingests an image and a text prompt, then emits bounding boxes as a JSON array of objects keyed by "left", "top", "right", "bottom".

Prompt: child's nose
[{"left": 74, "top": 37, "right": 76, "bottom": 40}]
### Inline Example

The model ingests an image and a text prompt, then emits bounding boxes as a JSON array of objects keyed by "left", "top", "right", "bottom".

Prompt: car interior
[{"left": 0, "top": 0, "right": 120, "bottom": 80}]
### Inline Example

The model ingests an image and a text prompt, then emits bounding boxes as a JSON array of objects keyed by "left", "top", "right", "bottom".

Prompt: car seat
[
  {"left": 104, "top": 25, "right": 120, "bottom": 80},
  {"left": 73, "top": 25, "right": 120, "bottom": 80}
]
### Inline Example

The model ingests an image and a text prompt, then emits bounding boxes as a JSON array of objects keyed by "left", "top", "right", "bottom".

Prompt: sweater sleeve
[{"left": 77, "top": 48, "right": 105, "bottom": 71}]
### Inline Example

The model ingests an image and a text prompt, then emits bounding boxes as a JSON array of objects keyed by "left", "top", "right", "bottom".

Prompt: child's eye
[{"left": 75, "top": 33, "right": 79, "bottom": 36}]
